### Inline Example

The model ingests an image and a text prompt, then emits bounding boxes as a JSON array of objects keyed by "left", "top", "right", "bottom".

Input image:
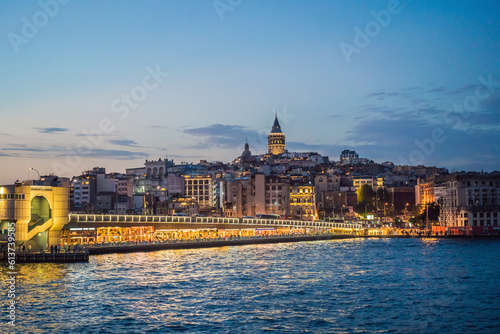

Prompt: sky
[{"left": 1, "top": 0, "right": 499, "bottom": 184}]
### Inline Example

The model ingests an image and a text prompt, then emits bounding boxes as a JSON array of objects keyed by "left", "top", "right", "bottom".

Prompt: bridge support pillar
[{"left": 49, "top": 230, "right": 61, "bottom": 247}]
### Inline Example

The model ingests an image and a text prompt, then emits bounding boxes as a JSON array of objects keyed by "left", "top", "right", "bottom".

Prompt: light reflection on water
[{"left": 1, "top": 238, "right": 500, "bottom": 333}]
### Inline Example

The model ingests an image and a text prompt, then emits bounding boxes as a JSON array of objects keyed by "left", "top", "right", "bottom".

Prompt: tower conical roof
[{"left": 270, "top": 114, "right": 283, "bottom": 133}]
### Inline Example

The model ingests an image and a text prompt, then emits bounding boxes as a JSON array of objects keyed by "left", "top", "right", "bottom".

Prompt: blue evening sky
[{"left": 1, "top": 0, "right": 499, "bottom": 183}]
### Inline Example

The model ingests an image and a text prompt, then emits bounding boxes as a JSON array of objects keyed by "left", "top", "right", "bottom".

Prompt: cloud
[
  {"left": 427, "top": 87, "right": 446, "bottom": 93},
  {"left": 3, "top": 148, "right": 49, "bottom": 152},
  {"left": 73, "top": 149, "right": 148, "bottom": 160},
  {"left": 346, "top": 78, "right": 500, "bottom": 170},
  {"left": 0, "top": 145, "right": 65, "bottom": 158},
  {"left": 75, "top": 133, "right": 114, "bottom": 137},
  {"left": 344, "top": 111, "right": 500, "bottom": 170},
  {"left": 144, "top": 125, "right": 168, "bottom": 129},
  {"left": 2, "top": 145, "right": 64, "bottom": 152},
  {"left": 183, "top": 124, "right": 263, "bottom": 149},
  {"left": 0, "top": 144, "right": 147, "bottom": 160},
  {"left": 0, "top": 133, "right": 12, "bottom": 136},
  {"left": 366, "top": 91, "right": 386, "bottom": 98},
  {"left": 35, "top": 127, "right": 69, "bottom": 134},
  {"left": 446, "top": 84, "right": 477, "bottom": 95},
  {"left": 108, "top": 139, "right": 139, "bottom": 147}
]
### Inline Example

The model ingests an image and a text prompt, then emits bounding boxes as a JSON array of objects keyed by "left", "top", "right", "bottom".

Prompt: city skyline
[{"left": 2, "top": 0, "right": 500, "bottom": 184}]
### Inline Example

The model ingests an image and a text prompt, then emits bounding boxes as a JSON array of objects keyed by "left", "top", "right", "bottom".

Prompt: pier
[{"left": 1, "top": 251, "right": 89, "bottom": 263}]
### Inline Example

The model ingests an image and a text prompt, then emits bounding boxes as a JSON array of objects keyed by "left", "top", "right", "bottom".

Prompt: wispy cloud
[
  {"left": 144, "top": 125, "right": 168, "bottom": 129},
  {"left": 0, "top": 143, "right": 147, "bottom": 160},
  {"left": 183, "top": 124, "right": 262, "bottom": 149},
  {"left": 35, "top": 127, "right": 69, "bottom": 134},
  {"left": 67, "top": 149, "right": 148, "bottom": 159},
  {"left": 427, "top": 86, "right": 446, "bottom": 93},
  {"left": 366, "top": 91, "right": 386, "bottom": 98},
  {"left": 108, "top": 139, "right": 139, "bottom": 147},
  {"left": 75, "top": 133, "right": 114, "bottom": 137}
]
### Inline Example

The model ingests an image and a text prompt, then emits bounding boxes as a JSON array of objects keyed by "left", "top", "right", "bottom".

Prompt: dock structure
[{"left": 1, "top": 251, "right": 89, "bottom": 263}]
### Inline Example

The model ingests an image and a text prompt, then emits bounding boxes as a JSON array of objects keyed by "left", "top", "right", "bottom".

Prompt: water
[{"left": 2, "top": 238, "right": 500, "bottom": 333}]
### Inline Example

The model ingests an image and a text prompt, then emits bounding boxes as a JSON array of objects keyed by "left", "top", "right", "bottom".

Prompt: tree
[
  {"left": 376, "top": 187, "right": 390, "bottom": 205},
  {"left": 409, "top": 215, "right": 424, "bottom": 228},
  {"left": 356, "top": 184, "right": 376, "bottom": 214},
  {"left": 420, "top": 202, "right": 440, "bottom": 225}
]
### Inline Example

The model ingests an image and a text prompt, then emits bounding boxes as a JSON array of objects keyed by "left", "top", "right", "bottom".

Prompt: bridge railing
[
  {"left": 69, "top": 213, "right": 364, "bottom": 230},
  {"left": 69, "top": 214, "right": 193, "bottom": 224}
]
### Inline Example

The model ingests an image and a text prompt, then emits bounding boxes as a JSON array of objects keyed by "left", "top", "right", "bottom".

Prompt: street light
[{"left": 29, "top": 167, "right": 40, "bottom": 180}]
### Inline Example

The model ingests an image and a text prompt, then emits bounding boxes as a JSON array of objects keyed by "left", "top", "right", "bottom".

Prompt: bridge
[
  {"left": 1, "top": 184, "right": 363, "bottom": 251},
  {"left": 68, "top": 213, "right": 363, "bottom": 231}
]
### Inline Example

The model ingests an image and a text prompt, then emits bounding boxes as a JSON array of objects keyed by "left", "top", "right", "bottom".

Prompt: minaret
[{"left": 268, "top": 112, "right": 286, "bottom": 155}]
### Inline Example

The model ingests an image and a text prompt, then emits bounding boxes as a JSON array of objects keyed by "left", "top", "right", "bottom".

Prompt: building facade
[{"left": 290, "top": 181, "right": 316, "bottom": 220}]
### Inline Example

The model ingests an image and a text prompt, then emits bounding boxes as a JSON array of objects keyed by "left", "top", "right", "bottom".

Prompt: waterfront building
[
  {"left": 416, "top": 172, "right": 500, "bottom": 234},
  {"left": 439, "top": 173, "right": 500, "bottom": 231}
]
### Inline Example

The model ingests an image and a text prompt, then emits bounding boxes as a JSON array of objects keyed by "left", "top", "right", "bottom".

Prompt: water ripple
[{"left": 1, "top": 239, "right": 500, "bottom": 333}]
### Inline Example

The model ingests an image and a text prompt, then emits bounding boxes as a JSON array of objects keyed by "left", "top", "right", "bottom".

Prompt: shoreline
[{"left": 87, "top": 234, "right": 500, "bottom": 256}]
